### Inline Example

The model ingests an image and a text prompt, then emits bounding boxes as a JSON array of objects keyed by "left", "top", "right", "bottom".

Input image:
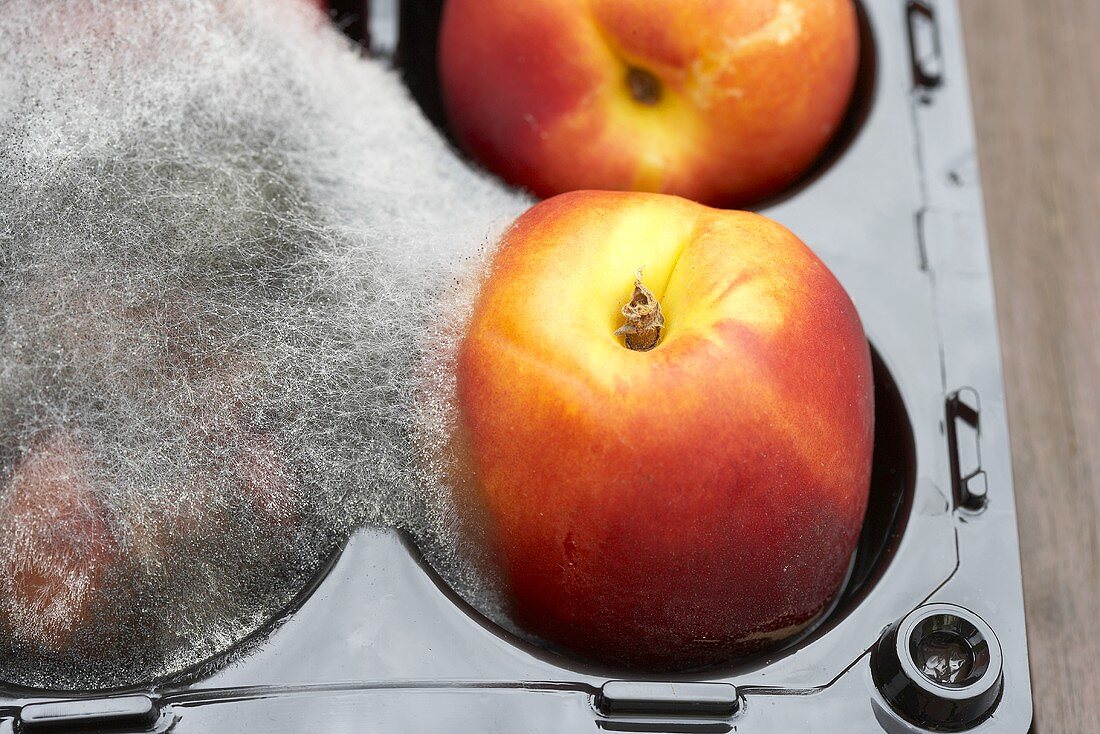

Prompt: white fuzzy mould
[{"left": 0, "top": 0, "right": 528, "bottom": 689}]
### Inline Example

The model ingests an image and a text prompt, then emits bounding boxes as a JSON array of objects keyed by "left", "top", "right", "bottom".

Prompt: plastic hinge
[
  {"left": 19, "top": 695, "right": 159, "bottom": 733},
  {"left": 596, "top": 681, "right": 739, "bottom": 718}
]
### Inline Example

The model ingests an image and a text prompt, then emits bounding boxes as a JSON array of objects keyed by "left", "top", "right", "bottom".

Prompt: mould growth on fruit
[
  {"left": 626, "top": 67, "right": 662, "bottom": 106},
  {"left": 0, "top": 0, "right": 528, "bottom": 690},
  {"left": 615, "top": 271, "right": 665, "bottom": 351}
]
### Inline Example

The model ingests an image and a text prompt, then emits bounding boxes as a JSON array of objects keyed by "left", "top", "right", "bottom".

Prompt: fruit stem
[
  {"left": 626, "top": 67, "right": 662, "bottom": 106},
  {"left": 615, "top": 270, "right": 665, "bottom": 351}
]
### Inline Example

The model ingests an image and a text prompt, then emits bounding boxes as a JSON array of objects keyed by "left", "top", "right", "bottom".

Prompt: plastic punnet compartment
[{"left": 0, "top": 1, "right": 1031, "bottom": 732}]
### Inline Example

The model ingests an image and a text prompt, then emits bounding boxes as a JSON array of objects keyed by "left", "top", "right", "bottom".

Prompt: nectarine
[
  {"left": 0, "top": 433, "right": 121, "bottom": 653},
  {"left": 439, "top": 0, "right": 860, "bottom": 207},
  {"left": 453, "top": 191, "right": 873, "bottom": 669}
]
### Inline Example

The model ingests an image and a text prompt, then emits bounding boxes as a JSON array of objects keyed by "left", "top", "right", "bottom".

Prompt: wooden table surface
[{"left": 959, "top": 3, "right": 1100, "bottom": 732}]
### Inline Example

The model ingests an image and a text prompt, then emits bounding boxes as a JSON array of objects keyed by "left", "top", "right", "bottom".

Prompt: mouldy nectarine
[{"left": 0, "top": 433, "right": 121, "bottom": 653}]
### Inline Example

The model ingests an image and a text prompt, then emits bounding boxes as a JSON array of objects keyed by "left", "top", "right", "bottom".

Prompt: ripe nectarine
[
  {"left": 453, "top": 191, "right": 873, "bottom": 669},
  {"left": 439, "top": 0, "right": 860, "bottom": 207}
]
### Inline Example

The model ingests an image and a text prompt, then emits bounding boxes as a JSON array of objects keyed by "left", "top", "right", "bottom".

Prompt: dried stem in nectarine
[{"left": 615, "top": 270, "right": 664, "bottom": 351}]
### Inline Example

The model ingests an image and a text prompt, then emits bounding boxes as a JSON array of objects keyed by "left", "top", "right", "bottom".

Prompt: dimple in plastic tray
[{"left": 0, "top": 1, "right": 1032, "bottom": 732}]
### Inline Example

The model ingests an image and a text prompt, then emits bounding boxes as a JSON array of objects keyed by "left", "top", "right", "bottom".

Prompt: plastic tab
[
  {"left": 907, "top": 0, "right": 944, "bottom": 90},
  {"left": 20, "top": 695, "right": 159, "bottom": 732},
  {"left": 946, "top": 388, "right": 987, "bottom": 511},
  {"left": 596, "top": 681, "right": 739, "bottom": 718}
]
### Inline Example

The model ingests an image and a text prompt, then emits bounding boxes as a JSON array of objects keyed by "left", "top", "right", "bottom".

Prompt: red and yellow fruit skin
[
  {"left": 439, "top": 0, "right": 859, "bottom": 208},
  {"left": 454, "top": 191, "right": 873, "bottom": 670},
  {"left": 0, "top": 433, "right": 121, "bottom": 654}
]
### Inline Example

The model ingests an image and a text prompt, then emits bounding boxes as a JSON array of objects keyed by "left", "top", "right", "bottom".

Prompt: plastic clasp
[{"left": 872, "top": 604, "right": 1004, "bottom": 731}]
